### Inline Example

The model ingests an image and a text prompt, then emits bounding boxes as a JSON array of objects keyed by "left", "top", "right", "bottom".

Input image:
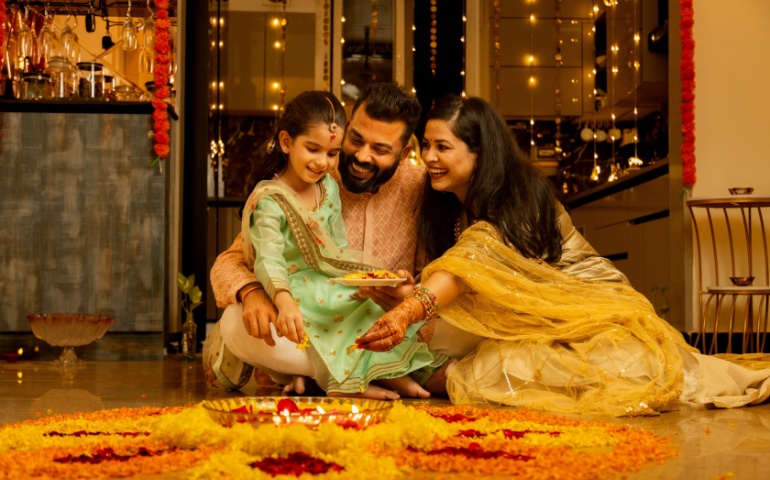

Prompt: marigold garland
[
  {"left": 680, "top": 0, "right": 696, "bottom": 186},
  {"left": 0, "top": 1, "right": 6, "bottom": 81},
  {"left": 150, "top": 0, "right": 173, "bottom": 167},
  {"left": 0, "top": 401, "right": 678, "bottom": 479}
]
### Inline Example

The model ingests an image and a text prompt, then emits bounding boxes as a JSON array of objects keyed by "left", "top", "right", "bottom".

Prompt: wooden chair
[{"left": 687, "top": 196, "right": 770, "bottom": 354}]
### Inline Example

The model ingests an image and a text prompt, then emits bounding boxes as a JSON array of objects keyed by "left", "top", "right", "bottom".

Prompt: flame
[
  {"left": 316, "top": 406, "right": 326, "bottom": 415},
  {"left": 352, "top": 405, "right": 359, "bottom": 414},
  {"left": 17, "top": 348, "right": 23, "bottom": 355}
]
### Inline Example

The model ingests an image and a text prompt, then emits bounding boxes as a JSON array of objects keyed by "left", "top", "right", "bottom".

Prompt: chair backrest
[{"left": 687, "top": 197, "right": 770, "bottom": 291}]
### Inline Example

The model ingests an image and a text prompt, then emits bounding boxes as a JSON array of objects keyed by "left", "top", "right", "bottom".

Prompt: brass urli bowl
[
  {"left": 730, "top": 276, "right": 755, "bottom": 287},
  {"left": 201, "top": 396, "right": 393, "bottom": 428},
  {"left": 27, "top": 313, "right": 114, "bottom": 365}
]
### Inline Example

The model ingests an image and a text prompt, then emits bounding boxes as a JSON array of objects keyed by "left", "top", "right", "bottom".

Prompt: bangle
[
  {"left": 239, "top": 285, "right": 262, "bottom": 304},
  {"left": 406, "top": 283, "right": 439, "bottom": 320}
]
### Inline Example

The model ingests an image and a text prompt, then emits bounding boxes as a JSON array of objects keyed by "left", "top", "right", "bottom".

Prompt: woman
[{"left": 357, "top": 95, "right": 770, "bottom": 416}]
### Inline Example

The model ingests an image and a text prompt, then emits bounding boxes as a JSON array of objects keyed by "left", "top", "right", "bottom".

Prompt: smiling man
[{"left": 204, "top": 82, "right": 428, "bottom": 394}]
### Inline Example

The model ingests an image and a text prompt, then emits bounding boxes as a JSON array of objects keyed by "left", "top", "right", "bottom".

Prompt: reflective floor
[{"left": 2, "top": 357, "right": 770, "bottom": 479}]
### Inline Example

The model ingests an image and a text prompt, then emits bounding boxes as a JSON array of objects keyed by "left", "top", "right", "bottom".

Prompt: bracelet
[
  {"left": 406, "top": 283, "right": 439, "bottom": 320},
  {"left": 239, "top": 285, "right": 262, "bottom": 304}
]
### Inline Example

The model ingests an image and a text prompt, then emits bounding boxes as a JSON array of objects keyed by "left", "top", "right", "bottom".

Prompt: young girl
[{"left": 240, "top": 91, "right": 443, "bottom": 399}]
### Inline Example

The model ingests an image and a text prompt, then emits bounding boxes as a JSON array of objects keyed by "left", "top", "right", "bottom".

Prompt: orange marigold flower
[{"left": 154, "top": 144, "right": 171, "bottom": 158}]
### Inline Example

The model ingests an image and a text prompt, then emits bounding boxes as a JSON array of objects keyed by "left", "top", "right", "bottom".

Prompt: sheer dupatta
[{"left": 240, "top": 178, "right": 384, "bottom": 279}]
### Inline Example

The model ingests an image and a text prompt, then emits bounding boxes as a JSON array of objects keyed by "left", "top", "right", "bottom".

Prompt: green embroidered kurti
[{"left": 242, "top": 175, "right": 440, "bottom": 394}]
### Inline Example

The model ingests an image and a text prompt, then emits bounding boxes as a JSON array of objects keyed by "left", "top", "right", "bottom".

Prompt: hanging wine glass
[
  {"left": 60, "top": 10, "right": 80, "bottom": 64},
  {"left": 17, "top": 6, "right": 36, "bottom": 71},
  {"left": 37, "top": 8, "right": 59, "bottom": 70},
  {"left": 139, "top": 0, "right": 155, "bottom": 74},
  {"left": 122, "top": 0, "right": 139, "bottom": 51}
]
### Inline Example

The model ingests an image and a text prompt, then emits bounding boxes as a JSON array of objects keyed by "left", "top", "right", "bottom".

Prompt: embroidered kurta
[{"left": 241, "top": 175, "right": 439, "bottom": 394}]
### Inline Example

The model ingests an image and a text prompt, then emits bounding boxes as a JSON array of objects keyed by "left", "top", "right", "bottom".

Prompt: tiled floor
[{"left": 2, "top": 357, "right": 770, "bottom": 479}]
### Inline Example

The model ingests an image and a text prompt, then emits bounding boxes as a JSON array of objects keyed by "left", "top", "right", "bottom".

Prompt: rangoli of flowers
[{"left": 0, "top": 400, "right": 677, "bottom": 479}]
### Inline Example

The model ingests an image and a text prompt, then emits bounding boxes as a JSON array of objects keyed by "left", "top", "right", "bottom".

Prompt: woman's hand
[
  {"left": 353, "top": 270, "right": 415, "bottom": 311},
  {"left": 274, "top": 292, "right": 306, "bottom": 343},
  {"left": 241, "top": 286, "right": 279, "bottom": 346},
  {"left": 356, "top": 297, "right": 422, "bottom": 351}
]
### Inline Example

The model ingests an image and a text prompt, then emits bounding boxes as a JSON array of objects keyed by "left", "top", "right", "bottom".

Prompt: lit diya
[{"left": 202, "top": 397, "right": 393, "bottom": 429}]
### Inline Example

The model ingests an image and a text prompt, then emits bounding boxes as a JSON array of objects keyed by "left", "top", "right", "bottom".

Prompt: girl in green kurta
[{"left": 240, "top": 91, "right": 443, "bottom": 398}]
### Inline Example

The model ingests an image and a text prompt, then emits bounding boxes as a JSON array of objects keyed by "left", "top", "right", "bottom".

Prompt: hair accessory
[
  {"left": 325, "top": 96, "right": 338, "bottom": 140},
  {"left": 266, "top": 138, "right": 276, "bottom": 154}
]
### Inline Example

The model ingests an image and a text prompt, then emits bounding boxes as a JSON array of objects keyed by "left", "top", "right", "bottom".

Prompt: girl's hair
[
  {"left": 418, "top": 95, "right": 563, "bottom": 263},
  {"left": 249, "top": 91, "right": 347, "bottom": 185}
]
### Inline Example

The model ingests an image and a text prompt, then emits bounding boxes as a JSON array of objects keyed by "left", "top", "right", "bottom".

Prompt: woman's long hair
[
  {"left": 419, "top": 95, "right": 563, "bottom": 262},
  {"left": 240, "top": 91, "right": 347, "bottom": 218}
]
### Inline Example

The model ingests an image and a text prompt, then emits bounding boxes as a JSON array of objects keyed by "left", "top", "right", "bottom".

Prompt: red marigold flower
[
  {"left": 154, "top": 144, "right": 171, "bottom": 158},
  {"left": 155, "top": 132, "right": 170, "bottom": 145}
]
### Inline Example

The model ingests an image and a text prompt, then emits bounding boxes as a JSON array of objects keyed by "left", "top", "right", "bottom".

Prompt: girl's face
[
  {"left": 279, "top": 123, "right": 344, "bottom": 188},
  {"left": 421, "top": 119, "right": 477, "bottom": 202}
]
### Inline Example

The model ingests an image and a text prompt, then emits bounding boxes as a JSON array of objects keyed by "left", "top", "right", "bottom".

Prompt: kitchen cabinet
[
  {"left": 592, "top": 0, "right": 667, "bottom": 121},
  {"left": 0, "top": 104, "right": 167, "bottom": 337}
]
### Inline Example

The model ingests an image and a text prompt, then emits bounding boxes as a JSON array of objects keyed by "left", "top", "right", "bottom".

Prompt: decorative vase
[{"left": 181, "top": 312, "right": 197, "bottom": 361}]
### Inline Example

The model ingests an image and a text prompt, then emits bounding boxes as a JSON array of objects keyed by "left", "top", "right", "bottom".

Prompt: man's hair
[{"left": 351, "top": 82, "right": 422, "bottom": 147}]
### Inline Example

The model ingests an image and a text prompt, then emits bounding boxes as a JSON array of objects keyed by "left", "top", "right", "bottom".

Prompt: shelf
[
  {"left": 3, "top": 1, "right": 178, "bottom": 18},
  {"left": 0, "top": 99, "right": 153, "bottom": 114}
]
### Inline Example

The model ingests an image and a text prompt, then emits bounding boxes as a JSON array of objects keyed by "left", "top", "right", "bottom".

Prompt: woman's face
[{"left": 421, "top": 119, "right": 476, "bottom": 202}]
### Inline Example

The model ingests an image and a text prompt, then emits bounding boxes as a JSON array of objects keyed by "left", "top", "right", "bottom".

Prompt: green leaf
[
  {"left": 190, "top": 286, "right": 203, "bottom": 305},
  {"left": 176, "top": 272, "right": 187, "bottom": 291}
]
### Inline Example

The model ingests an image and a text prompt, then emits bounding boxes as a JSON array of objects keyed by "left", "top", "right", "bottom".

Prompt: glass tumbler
[{"left": 76, "top": 62, "right": 104, "bottom": 99}]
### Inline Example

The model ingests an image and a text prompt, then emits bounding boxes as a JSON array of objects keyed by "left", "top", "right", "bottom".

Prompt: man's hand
[
  {"left": 353, "top": 269, "right": 415, "bottom": 311},
  {"left": 241, "top": 286, "right": 278, "bottom": 346}
]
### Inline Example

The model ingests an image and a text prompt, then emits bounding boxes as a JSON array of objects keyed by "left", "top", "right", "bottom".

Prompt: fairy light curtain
[{"left": 413, "top": 0, "right": 464, "bottom": 131}]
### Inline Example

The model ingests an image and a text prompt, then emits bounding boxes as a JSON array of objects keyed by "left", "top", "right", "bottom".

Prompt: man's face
[{"left": 338, "top": 107, "right": 411, "bottom": 194}]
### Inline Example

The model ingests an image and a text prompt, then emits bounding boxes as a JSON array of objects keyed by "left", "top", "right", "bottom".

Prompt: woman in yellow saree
[{"left": 357, "top": 95, "right": 770, "bottom": 416}]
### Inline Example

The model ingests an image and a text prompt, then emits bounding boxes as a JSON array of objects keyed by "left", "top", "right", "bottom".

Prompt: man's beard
[{"left": 338, "top": 151, "right": 401, "bottom": 194}]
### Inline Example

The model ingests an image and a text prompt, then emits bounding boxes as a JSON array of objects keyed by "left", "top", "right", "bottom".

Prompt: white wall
[
  {"left": 693, "top": 1, "right": 770, "bottom": 197},
  {"left": 685, "top": 1, "right": 770, "bottom": 337}
]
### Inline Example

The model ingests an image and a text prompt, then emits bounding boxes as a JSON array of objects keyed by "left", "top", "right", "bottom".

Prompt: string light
[
  {"left": 279, "top": 1, "right": 287, "bottom": 109},
  {"left": 429, "top": 0, "right": 438, "bottom": 77},
  {"left": 322, "top": 1, "right": 330, "bottom": 90},
  {"left": 608, "top": 0, "right": 617, "bottom": 181},
  {"left": 628, "top": 0, "right": 642, "bottom": 168},
  {"left": 371, "top": 0, "right": 379, "bottom": 80},
  {"left": 529, "top": 2, "right": 535, "bottom": 149},
  {"left": 461, "top": 0, "right": 467, "bottom": 97},
  {"left": 590, "top": 1, "right": 600, "bottom": 182},
  {"left": 554, "top": 0, "right": 564, "bottom": 170},
  {"left": 492, "top": 0, "right": 501, "bottom": 108}
]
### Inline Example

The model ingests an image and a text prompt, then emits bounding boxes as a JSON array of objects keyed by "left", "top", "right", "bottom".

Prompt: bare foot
[
  {"left": 328, "top": 384, "right": 400, "bottom": 400},
  {"left": 422, "top": 359, "right": 458, "bottom": 397},
  {"left": 281, "top": 375, "right": 306, "bottom": 395},
  {"left": 376, "top": 376, "right": 430, "bottom": 399}
]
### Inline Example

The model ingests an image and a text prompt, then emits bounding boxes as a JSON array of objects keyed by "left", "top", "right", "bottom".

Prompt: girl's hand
[
  {"left": 356, "top": 297, "right": 421, "bottom": 351},
  {"left": 274, "top": 292, "right": 306, "bottom": 343}
]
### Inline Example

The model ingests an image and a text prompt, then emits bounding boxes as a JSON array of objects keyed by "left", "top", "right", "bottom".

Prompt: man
[{"left": 204, "top": 82, "right": 429, "bottom": 394}]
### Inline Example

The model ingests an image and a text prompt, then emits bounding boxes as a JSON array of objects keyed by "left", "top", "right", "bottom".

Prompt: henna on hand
[{"left": 356, "top": 298, "right": 423, "bottom": 351}]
